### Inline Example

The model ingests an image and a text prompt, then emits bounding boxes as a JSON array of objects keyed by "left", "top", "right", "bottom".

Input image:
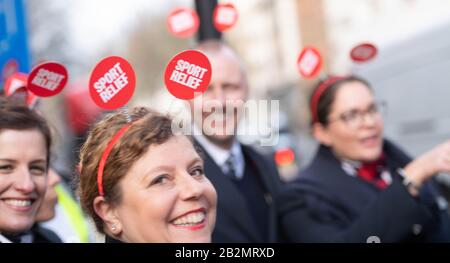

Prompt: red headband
[
  {"left": 97, "top": 122, "right": 134, "bottom": 196},
  {"left": 310, "top": 76, "right": 346, "bottom": 123}
]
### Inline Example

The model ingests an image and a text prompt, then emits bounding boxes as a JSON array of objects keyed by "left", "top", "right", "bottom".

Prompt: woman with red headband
[
  {"left": 77, "top": 106, "right": 217, "bottom": 243},
  {"left": 279, "top": 75, "right": 450, "bottom": 242}
]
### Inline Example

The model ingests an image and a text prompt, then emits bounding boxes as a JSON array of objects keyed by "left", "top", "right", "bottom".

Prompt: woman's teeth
[
  {"left": 4, "top": 199, "right": 32, "bottom": 207},
  {"left": 173, "top": 212, "right": 205, "bottom": 226}
]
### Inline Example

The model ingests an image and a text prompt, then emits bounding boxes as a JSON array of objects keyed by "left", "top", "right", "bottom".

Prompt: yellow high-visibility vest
[{"left": 55, "top": 185, "right": 90, "bottom": 243}]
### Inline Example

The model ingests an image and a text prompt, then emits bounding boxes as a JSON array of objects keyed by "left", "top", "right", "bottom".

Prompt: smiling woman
[
  {"left": 0, "top": 97, "right": 53, "bottom": 243},
  {"left": 77, "top": 106, "right": 217, "bottom": 243},
  {"left": 279, "top": 75, "right": 450, "bottom": 243}
]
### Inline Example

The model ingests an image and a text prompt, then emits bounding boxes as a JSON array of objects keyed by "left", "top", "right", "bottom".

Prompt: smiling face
[
  {"left": 314, "top": 81, "right": 384, "bottom": 162},
  {"left": 188, "top": 43, "right": 248, "bottom": 149},
  {"left": 108, "top": 135, "right": 217, "bottom": 243},
  {"left": 0, "top": 129, "right": 48, "bottom": 233}
]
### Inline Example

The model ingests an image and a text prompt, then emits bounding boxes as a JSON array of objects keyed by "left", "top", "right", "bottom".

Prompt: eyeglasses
[{"left": 327, "top": 101, "right": 386, "bottom": 128}]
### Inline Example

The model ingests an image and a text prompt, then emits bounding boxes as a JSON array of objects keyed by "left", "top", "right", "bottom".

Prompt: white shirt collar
[
  {"left": 0, "top": 231, "right": 33, "bottom": 243},
  {"left": 193, "top": 125, "right": 245, "bottom": 179},
  {"left": 340, "top": 159, "right": 393, "bottom": 186},
  {"left": 0, "top": 233, "right": 12, "bottom": 243},
  {"left": 340, "top": 159, "right": 361, "bottom": 177}
]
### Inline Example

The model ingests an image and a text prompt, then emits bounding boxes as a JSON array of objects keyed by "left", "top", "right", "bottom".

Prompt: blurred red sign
[
  {"left": 65, "top": 81, "right": 102, "bottom": 135},
  {"left": 213, "top": 3, "right": 238, "bottom": 32},
  {"left": 297, "top": 47, "right": 322, "bottom": 79},
  {"left": 275, "top": 148, "right": 296, "bottom": 166},
  {"left": 4, "top": 72, "right": 27, "bottom": 95},
  {"left": 27, "top": 62, "right": 68, "bottom": 97},
  {"left": 4, "top": 72, "right": 39, "bottom": 108},
  {"left": 164, "top": 50, "right": 212, "bottom": 100},
  {"left": 167, "top": 7, "right": 199, "bottom": 38},
  {"left": 89, "top": 56, "right": 136, "bottom": 110},
  {"left": 350, "top": 43, "right": 378, "bottom": 62}
]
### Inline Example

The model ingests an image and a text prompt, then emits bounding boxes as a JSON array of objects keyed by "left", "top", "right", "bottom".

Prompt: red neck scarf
[{"left": 357, "top": 153, "right": 388, "bottom": 189}]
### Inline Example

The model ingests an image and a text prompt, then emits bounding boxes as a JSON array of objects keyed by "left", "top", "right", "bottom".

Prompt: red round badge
[
  {"left": 89, "top": 56, "right": 136, "bottom": 110},
  {"left": 297, "top": 47, "right": 322, "bottom": 79},
  {"left": 27, "top": 62, "right": 68, "bottom": 97},
  {"left": 164, "top": 50, "right": 212, "bottom": 100},
  {"left": 350, "top": 43, "right": 378, "bottom": 63},
  {"left": 213, "top": 3, "right": 238, "bottom": 32},
  {"left": 167, "top": 7, "right": 200, "bottom": 38}
]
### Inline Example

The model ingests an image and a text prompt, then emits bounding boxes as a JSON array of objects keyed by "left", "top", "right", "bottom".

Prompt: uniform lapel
[{"left": 195, "top": 140, "right": 262, "bottom": 241}]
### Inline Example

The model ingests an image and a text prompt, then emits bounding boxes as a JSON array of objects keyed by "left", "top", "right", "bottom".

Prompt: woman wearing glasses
[{"left": 279, "top": 76, "right": 450, "bottom": 242}]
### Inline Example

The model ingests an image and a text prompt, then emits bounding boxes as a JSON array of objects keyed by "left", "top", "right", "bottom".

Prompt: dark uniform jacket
[
  {"left": 278, "top": 140, "right": 450, "bottom": 242},
  {"left": 196, "top": 141, "right": 283, "bottom": 243}
]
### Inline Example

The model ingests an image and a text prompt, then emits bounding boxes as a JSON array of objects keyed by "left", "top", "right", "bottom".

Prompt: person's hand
[{"left": 404, "top": 140, "right": 450, "bottom": 188}]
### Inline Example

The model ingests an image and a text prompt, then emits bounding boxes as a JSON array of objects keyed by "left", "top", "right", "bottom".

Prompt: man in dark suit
[{"left": 187, "top": 40, "right": 282, "bottom": 242}]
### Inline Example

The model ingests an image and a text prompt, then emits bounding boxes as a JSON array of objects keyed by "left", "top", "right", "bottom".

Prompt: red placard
[
  {"left": 213, "top": 3, "right": 238, "bottom": 32},
  {"left": 27, "top": 62, "right": 68, "bottom": 97},
  {"left": 4, "top": 72, "right": 27, "bottom": 96},
  {"left": 297, "top": 47, "right": 322, "bottom": 79},
  {"left": 350, "top": 43, "right": 378, "bottom": 63},
  {"left": 89, "top": 56, "right": 136, "bottom": 110},
  {"left": 4, "top": 72, "right": 39, "bottom": 108},
  {"left": 167, "top": 7, "right": 200, "bottom": 38},
  {"left": 164, "top": 50, "right": 212, "bottom": 100}
]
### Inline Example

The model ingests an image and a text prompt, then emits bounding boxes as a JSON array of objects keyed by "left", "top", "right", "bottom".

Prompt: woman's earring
[{"left": 111, "top": 225, "right": 117, "bottom": 231}]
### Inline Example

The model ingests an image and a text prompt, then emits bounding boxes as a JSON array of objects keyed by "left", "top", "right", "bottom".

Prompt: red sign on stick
[
  {"left": 89, "top": 56, "right": 136, "bottom": 110},
  {"left": 27, "top": 62, "right": 68, "bottom": 97},
  {"left": 167, "top": 7, "right": 200, "bottom": 38},
  {"left": 4, "top": 73, "right": 39, "bottom": 108},
  {"left": 350, "top": 43, "right": 378, "bottom": 63},
  {"left": 213, "top": 3, "right": 238, "bottom": 32},
  {"left": 297, "top": 47, "right": 322, "bottom": 79},
  {"left": 4, "top": 72, "right": 27, "bottom": 96},
  {"left": 164, "top": 50, "right": 212, "bottom": 100}
]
